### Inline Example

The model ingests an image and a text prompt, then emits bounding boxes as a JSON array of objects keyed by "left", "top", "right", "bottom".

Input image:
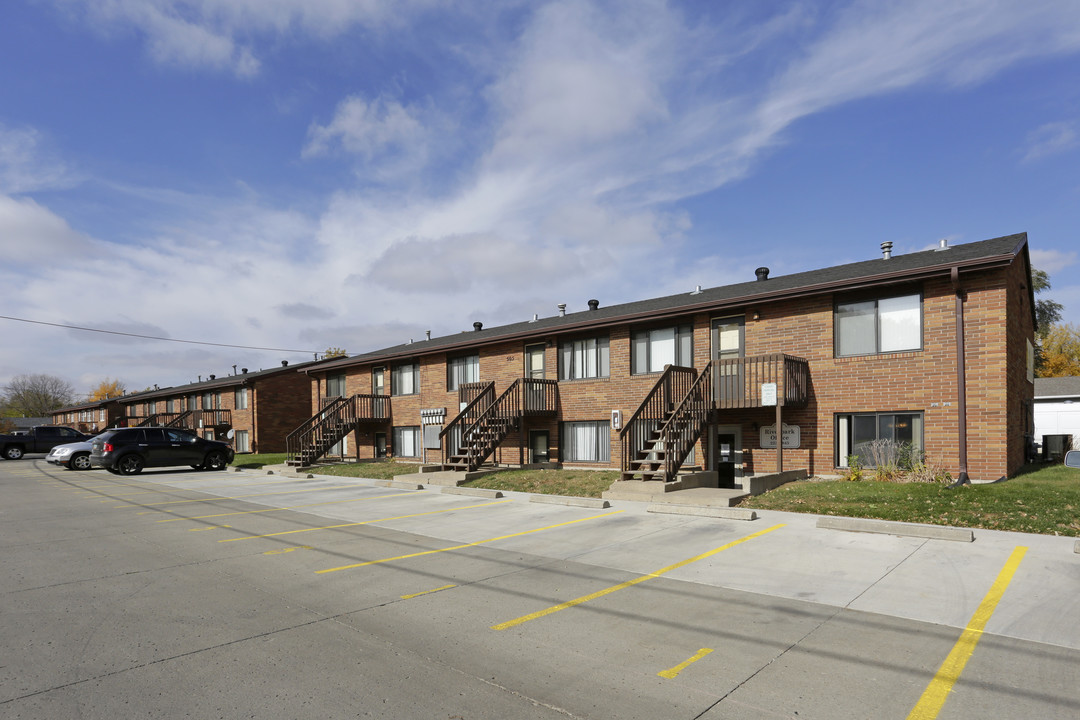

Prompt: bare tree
[{"left": 1, "top": 373, "right": 79, "bottom": 417}]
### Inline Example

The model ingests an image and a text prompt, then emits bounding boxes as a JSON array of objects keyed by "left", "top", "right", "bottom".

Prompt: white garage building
[{"left": 1034, "top": 377, "right": 1080, "bottom": 460}]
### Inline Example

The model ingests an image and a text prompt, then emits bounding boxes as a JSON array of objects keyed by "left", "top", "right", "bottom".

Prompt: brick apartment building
[
  {"left": 290, "top": 233, "right": 1035, "bottom": 483},
  {"left": 51, "top": 398, "right": 125, "bottom": 433},
  {"left": 115, "top": 361, "right": 318, "bottom": 453}
]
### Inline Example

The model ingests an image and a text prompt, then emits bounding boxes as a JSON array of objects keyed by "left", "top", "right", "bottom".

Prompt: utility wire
[{"left": 0, "top": 314, "right": 323, "bottom": 354}]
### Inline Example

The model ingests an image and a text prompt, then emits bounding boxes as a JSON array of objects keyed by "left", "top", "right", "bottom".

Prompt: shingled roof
[
  {"left": 117, "top": 360, "right": 322, "bottom": 403},
  {"left": 313, "top": 233, "right": 1030, "bottom": 371},
  {"left": 1035, "top": 376, "right": 1080, "bottom": 398}
]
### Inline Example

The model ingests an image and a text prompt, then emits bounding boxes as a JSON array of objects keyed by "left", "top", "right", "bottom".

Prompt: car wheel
[
  {"left": 70, "top": 453, "right": 92, "bottom": 471},
  {"left": 4, "top": 446, "right": 24, "bottom": 460},
  {"left": 202, "top": 451, "right": 227, "bottom": 471},
  {"left": 116, "top": 455, "right": 144, "bottom": 475}
]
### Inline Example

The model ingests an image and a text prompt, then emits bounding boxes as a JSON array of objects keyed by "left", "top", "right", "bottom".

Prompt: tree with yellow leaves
[
  {"left": 1037, "top": 323, "right": 1080, "bottom": 377},
  {"left": 88, "top": 378, "right": 127, "bottom": 402}
]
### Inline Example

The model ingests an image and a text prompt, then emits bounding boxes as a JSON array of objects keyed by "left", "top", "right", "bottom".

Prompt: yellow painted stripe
[
  {"left": 220, "top": 500, "right": 512, "bottom": 542},
  {"left": 117, "top": 483, "right": 360, "bottom": 508},
  {"left": 658, "top": 648, "right": 713, "bottom": 679},
  {"left": 189, "top": 525, "right": 231, "bottom": 532},
  {"left": 156, "top": 492, "right": 415, "bottom": 522},
  {"left": 492, "top": 524, "right": 785, "bottom": 631},
  {"left": 263, "top": 546, "right": 313, "bottom": 555},
  {"left": 907, "top": 546, "right": 1028, "bottom": 720},
  {"left": 401, "top": 584, "right": 456, "bottom": 600},
  {"left": 317, "top": 511, "right": 624, "bottom": 574}
]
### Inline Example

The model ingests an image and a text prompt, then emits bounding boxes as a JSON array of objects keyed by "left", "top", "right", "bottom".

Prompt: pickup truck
[{"left": 1, "top": 426, "right": 92, "bottom": 460}]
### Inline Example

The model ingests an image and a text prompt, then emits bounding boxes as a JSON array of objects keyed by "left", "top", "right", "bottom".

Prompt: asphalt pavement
[{"left": 2, "top": 458, "right": 1077, "bottom": 719}]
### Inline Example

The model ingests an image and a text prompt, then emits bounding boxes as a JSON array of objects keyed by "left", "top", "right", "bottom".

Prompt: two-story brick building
[
  {"left": 50, "top": 398, "right": 125, "bottom": 433},
  {"left": 290, "top": 234, "right": 1036, "bottom": 484},
  {"left": 116, "top": 361, "right": 319, "bottom": 453}
]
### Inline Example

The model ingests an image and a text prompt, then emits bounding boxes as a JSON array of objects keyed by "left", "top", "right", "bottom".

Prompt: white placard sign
[
  {"left": 760, "top": 423, "right": 800, "bottom": 449},
  {"left": 760, "top": 382, "right": 777, "bottom": 406}
]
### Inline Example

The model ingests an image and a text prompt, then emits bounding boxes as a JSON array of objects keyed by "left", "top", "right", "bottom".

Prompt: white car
[{"left": 46, "top": 438, "right": 97, "bottom": 470}]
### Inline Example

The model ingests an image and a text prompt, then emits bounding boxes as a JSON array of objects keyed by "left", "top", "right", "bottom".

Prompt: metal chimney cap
[
  {"left": 587, "top": 299, "right": 599, "bottom": 311},
  {"left": 935, "top": 238, "right": 950, "bottom": 251},
  {"left": 755, "top": 267, "right": 770, "bottom": 281},
  {"left": 281, "top": 360, "right": 289, "bottom": 367},
  {"left": 557, "top": 303, "right": 567, "bottom": 317},
  {"left": 473, "top": 322, "right": 483, "bottom": 332},
  {"left": 881, "top": 241, "right": 893, "bottom": 259}
]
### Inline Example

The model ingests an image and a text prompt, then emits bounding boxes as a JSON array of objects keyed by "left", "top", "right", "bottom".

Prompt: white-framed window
[
  {"left": 560, "top": 421, "right": 611, "bottom": 463},
  {"left": 836, "top": 412, "right": 923, "bottom": 467},
  {"left": 632, "top": 324, "right": 693, "bottom": 374},
  {"left": 835, "top": 293, "right": 922, "bottom": 357},
  {"left": 393, "top": 426, "right": 421, "bottom": 457},
  {"left": 166, "top": 399, "right": 175, "bottom": 413},
  {"left": 392, "top": 362, "right": 419, "bottom": 396},
  {"left": 559, "top": 337, "right": 610, "bottom": 380},
  {"left": 235, "top": 387, "right": 249, "bottom": 409},
  {"left": 372, "top": 367, "right": 385, "bottom": 395},
  {"left": 234, "top": 430, "right": 250, "bottom": 453},
  {"left": 447, "top": 354, "right": 479, "bottom": 391}
]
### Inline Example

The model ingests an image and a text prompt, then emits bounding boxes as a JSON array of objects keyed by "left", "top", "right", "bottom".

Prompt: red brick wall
[
  {"left": 251, "top": 371, "right": 313, "bottom": 453},
  {"left": 304, "top": 259, "right": 1030, "bottom": 479}
]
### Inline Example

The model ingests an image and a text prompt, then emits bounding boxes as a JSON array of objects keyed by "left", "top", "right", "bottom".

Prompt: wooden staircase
[
  {"left": 286, "top": 395, "right": 390, "bottom": 467},
  {"left": 440, "top": 378, "right": 557, "bottom": 472},
  {"left": 620, "top": 362, "right": 712, "bottom": 483}
]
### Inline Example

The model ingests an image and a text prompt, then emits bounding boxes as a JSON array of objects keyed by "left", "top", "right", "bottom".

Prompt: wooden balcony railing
[{"left": 713, "top": 354, "right": 809, "bottom": 409}]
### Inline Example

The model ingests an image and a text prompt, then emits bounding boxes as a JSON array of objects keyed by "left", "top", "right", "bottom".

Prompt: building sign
[
  {"left": 761, "top": 382, "right": 777, "bottom": 406},
  {"left": 760, "top": 422, "right": 800, "bottom": 449}
]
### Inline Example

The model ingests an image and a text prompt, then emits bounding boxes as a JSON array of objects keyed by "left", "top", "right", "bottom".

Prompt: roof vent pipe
[
  {"left": 588, "top": 299, "right": 599, "bottom": 311},
  {"left": 690, "top": 285, "right": 702, "bottom": 295},
  {"left": 936, "top": 238, "right": 949, "bottom": 251},
  {"left": 881, "top": 241, "right": 893, "bottom": 260},
  {"left": 425, "top": 330, "right": 431, "bottom": 340},
  {"left": 473, "top": 322, "right": 483, "bottom": 332},
  {"left": 281, "top": 360, "right": 288, "bottom": 367},
  {"left": 209, "top": 374, "right": 215, "bottom": 380},
  {"left": 755, "top": 267, "right": 769, "bottom": 281},
  {"left": 529, "top": 314, "right": 539, "bottom": 323},
  {"left": 241, "top": 368, "right": 248, "bottom": 374},
  {"left": 557, "top": 303, "right": 566, "bottom": 317}
]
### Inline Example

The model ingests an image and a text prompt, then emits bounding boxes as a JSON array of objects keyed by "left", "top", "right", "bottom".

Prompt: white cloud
[
  {"left": 1021, "top": 121, "right": 1079, "bottom": 162},
  {"left": 1030, "top": 248, "right": 1078, "bottom": 272},
  {"left": 0, "top": 195, "right": 95, "bottom": 264},
  {"left": 304, "top": 96, "right": 427, "bottom": 160},
  {"left": 0, "top": 125, "right": 73, "bottom": 194}
]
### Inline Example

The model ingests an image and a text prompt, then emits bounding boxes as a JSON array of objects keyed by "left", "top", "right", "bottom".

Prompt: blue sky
[{"left": 2, "top": 0, "right": 1079, "bottom": 396}]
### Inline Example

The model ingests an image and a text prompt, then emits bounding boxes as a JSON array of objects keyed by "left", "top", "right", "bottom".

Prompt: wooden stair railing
[
  {"left": 619, "top": 365, "right": 697, "bottom": 480},
  {"left": 439, "top": 382, "right": 495, "bottom": 466},
  {"left": 285, "top": 395, "right": 390, "bottom": 467},
  {"left": 441, "top": 379, "right": 557, "bottom": 471},
  {"left": 624, "top": 361, "right": 713, "bottom": 482}
]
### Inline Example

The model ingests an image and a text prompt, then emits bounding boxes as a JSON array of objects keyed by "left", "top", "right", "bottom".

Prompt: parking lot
[{"left": 2, "top": 459, "right": 1078, "bottom": 719}]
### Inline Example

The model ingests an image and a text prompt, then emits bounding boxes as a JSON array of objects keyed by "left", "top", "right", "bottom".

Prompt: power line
[{"left": 0, "top": 314, "right": 323, "bottom": 354}]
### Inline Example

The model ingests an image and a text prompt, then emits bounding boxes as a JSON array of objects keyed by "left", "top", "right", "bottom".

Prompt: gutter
[{"left": 950, "top": 266, "right": 970, "bottom": 487}]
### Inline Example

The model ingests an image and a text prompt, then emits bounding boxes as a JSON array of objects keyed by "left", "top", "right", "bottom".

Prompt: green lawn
[
  {"left": 461, "top": 468, "right": 620, "bottom": 498},
  {"left": 740, "top": 463, "right": 1080, "bottom": 536},
  {"left": 229, "top": 453, "right": 288, "bottom": 469}
]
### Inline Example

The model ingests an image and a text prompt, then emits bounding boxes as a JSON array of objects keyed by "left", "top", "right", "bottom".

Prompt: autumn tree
[
  {"left": 1, "top": 373, "right": 78, "bottom": 417},
  {"left": 1037, "top": 323, "right": 1080, "bottom": 377},
  {"left": 88, "top": 378, "right": 127, "bottom": 402},
  {"left": 323, "top": 347, "right": 348, "bottom": 359}
]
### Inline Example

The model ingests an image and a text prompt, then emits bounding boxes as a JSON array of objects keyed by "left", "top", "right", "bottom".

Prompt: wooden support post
[{"left": 775, "top": 402, "right": 783, "bottom": 474}]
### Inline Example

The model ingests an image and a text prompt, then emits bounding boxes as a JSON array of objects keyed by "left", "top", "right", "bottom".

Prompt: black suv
[{"left": 90, "top": 427, "right": 234, "bottom": 475}]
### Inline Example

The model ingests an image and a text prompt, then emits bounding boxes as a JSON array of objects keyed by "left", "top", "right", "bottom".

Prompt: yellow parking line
[
  {"left": 658, "top": 648, "right": 713, "bottom": 679},
  {"left": 401, "top": 584, "right": 456, "bottom": 600},
  {"left": 906, "top": 546, "right": 1028, "bottom": 720},
  {"left": 316, "top": 511, "right": 624, "bottom": 574},
  {"left": 156, "top": 492, "right": 416, "bottom": 522},
  {"left": 264, "top": 546, "right": 313, "bottom": 555},
  {"left": 220, "top": 500, "right": 513, "bottom": 542},
  {"left": 492, "top": 524, "right": 785, "bottom": 631},
  {"left": 116, "top": 483, "right": 361, "bottom": 508}
]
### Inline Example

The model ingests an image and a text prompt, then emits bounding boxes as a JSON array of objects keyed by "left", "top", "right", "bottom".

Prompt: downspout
[
  {"left": 951, "top": 267, "right": 970, "bottom": 486},
  {"left": 247, "top": 380, "right": 256, "bottom": 454}
]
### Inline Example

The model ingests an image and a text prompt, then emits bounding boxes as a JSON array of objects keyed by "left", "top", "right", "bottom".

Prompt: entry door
[
  {"left": 530, "top": 430, "right": 550, "bottom": 464},
  {"left": 711, "top": 317, "right": 745, "bottom": 404},
  {"left": 716, "top": 432, "right": 737, "bottom": 488},
  {"left": 375, "top": 433, "right": 387, "bottom": 458}
]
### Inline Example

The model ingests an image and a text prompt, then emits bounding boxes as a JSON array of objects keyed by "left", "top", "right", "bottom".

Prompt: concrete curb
[
  {"left": 441, "top": 487, "right": 504, "bottom": 499},
  {"left": 817, "top": 516, "right": 974, "bottom": 542},
  {"left": 647, "top": 504, "right": 757, "bottom": 521},
  {"left": 529, "top": 495, "right": 610, "bottom": 509},
  {"left": 375, "top": 480, "right": 424, "bottom": 490}
]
